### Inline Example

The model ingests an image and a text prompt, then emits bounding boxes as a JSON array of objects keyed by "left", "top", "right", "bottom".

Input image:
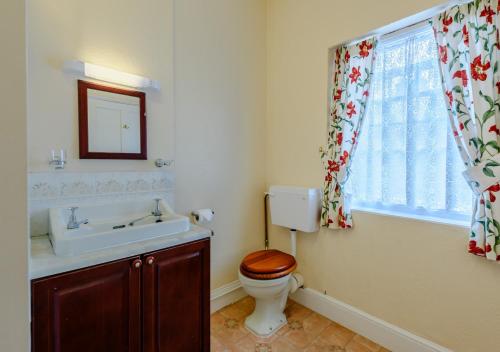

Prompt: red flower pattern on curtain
[
  {"left": 358, "top": 40, "right": 373, "bottom": 58},
  {"left": 321, "top": 38, "right": 377, "bottom": 229},
  {"left": 431, "top": 0, "right": 500, "bottom": 261}
]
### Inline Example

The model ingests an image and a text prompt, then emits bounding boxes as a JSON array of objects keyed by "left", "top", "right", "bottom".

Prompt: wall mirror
[{"left": 78, "top": 80, "right": 147, "bottom": 159}]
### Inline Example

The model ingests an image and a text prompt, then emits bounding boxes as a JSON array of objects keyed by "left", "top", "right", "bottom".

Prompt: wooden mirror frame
[{"left": 78, "top": 80, "right": 147, "bottom": 160}]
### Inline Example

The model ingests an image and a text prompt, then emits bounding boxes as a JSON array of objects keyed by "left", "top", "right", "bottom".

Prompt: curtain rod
[{"left": 333, "top": 0, "right": 471, "bottom": 49}]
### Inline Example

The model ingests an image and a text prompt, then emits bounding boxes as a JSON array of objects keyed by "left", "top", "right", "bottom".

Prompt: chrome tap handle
[
  {"left": 68, "top": 207, "right": 78, "bottom": 221},
  {"left": 67, "top": 207, "right": 88, "bottom": 229},
  {"left": 152, "top": 198, "right": 162, "bottom": 217}
]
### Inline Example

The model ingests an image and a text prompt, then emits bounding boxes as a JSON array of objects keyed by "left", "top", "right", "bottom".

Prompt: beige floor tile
[
  {"left": 284, "top": 312, "right": 331, "bottom": 349},
  {"left": 350, "top": 335, "right": 381, "bottom": 351},
  {"left": 303, "top": 313, "right": 331, "bottom": 333},
  {"left": 247, "top": 330, "right": 280, "bottom": 345},
  {"left": 225, "top": 334, "right": 284, "bottom": 352},
  {"left": 211, "top": 297, "right": 387, "bottom": 352},
  {"left": 211, "top": 312, "right": 228, "bottom": 334},
  {"left": 278, "top": 300, "right": 315, "bottom": 336},
  {"left": 270, "top": 337, "right": 304, "bottom": 352},
  {"left": 237, "top": 296, "right": 256, "bottom": 315},
  {"left": 211, "top": 334, "right": 230, "bottom": 352},
  {"left": 317, "top": 322, "right": 356, "bottom": 347},
  {"left": 286, "top": 298, "right": 297, "bottom": 308},
  {"left": 284, "top": 300, "right": 314, "bottom": 321},
  {"left": 346, "top": 338, "right": 381, "bottom": 352},
  {"left": 225, "top": 335, "right": 270, "bottom": 352},
  {"left": 219, "top": 301, "right": 250, "bottom": 321},
  {"left": 278, "top": 317, "right": 304, "bottom": 336},
  {"left": 211, "top": 314, "right": 249, "bottom": 345},
  {"left": 305, "top": 336, "right": 348, "bottom": 352}
]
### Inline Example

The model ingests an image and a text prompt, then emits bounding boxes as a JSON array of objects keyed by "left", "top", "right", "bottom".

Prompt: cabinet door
[
  {"left": 143, "top": 239, "right": 210, "bottom": 352},
  {"left": 32, "top": 257, "right": 142, "bottom": 352}
]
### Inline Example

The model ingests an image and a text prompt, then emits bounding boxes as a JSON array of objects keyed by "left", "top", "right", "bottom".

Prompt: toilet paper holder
[{"left": 191, "top": 209, "right": 215, "bottom": 222}]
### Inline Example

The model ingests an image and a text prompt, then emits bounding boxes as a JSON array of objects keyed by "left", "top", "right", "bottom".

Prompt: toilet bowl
[{"left": 238, "top": 249, "right": 303, "bottom": 337}]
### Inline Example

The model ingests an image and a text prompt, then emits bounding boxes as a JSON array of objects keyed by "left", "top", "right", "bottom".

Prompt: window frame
[{"left": 350, "top": 201, "right": 471, "bottom": 227}]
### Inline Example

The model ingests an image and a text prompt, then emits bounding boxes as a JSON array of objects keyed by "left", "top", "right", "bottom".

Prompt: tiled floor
[{"left": 211, "top": 297, "right": 390, "bottom": 352}]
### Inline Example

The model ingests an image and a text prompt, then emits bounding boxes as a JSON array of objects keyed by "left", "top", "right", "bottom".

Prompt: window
[{"left": 346, "top": 24, "right": 472, "bottom": 223}]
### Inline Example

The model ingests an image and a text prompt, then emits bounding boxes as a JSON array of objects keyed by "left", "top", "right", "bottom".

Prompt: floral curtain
[
  {"left": 321, "top": 39, "right": 377, "bottom": 229},
  {"left": 431, "top": 0, "right": 500, "bottom": 260}
]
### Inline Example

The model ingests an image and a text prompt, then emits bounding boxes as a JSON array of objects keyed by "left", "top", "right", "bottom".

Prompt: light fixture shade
[{"left": 63, "top": 60, "right": 160, "bottom": 90}]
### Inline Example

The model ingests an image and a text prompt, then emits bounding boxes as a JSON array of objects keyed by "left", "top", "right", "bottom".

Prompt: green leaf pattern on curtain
[
  {"left": 431, "top": 0, "right": 500, "bottom": 260},
  {"left": 321, "top": 38, "right": 377, "bottom": 229}
]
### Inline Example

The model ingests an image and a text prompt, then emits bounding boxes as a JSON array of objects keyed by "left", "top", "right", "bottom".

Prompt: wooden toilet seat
[{"left": 240, "top": 249, "right": 296, "bottom": 280}]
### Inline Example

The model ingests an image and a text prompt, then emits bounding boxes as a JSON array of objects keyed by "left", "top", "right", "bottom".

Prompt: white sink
[{"left": 49, "top": 199, "right": 190, "bottom": 256}]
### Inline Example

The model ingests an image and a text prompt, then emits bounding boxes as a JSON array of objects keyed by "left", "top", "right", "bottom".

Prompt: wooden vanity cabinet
[
  {"left": 31, "top": 238, "right": 210, "bottom": 352},
  {"left": 31, "top": 255, "right": 142, "bottom": 352},
  {"left": 143, "top": 238, "right": 210, "bottom": 352}
]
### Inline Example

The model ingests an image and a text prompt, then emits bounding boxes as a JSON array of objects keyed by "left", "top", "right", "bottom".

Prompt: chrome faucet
[
  {"left": 129, "top": 199, "right": 163, "bottom": 226},
  {"left": 67, "top": 207, "right": 89, "bottom": 230},
  {"left": 152, "top": 198, "right": 162, "bottom": 217}
]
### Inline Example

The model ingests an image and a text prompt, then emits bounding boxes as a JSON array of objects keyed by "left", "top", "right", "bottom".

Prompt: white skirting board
[
  {"left": 290, "top": 288, "right": 453, "bottom": 352},
  {"left": 210, "top": 280, "right": 246, "bottom": 314}
]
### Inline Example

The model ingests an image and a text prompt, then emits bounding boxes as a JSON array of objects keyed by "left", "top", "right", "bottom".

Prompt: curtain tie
[{"left": 462, "top": 154, "right": 500, "bottom": 195}]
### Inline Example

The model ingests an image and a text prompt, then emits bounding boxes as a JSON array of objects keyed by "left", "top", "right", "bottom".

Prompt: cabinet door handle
[
  {"left": 146, "top": 256, "right": 155, "bottom": 265},
  {"left": 132, "top": 259, "right": 142, "bottom": 269}
]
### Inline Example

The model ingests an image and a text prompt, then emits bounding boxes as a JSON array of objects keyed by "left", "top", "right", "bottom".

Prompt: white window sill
[{"left": 350, "top": 205, "right": 470, "bottom": 229}]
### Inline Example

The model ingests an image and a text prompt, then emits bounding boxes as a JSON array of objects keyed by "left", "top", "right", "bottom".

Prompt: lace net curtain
[{"left": 347, "top": 25, "right": 473, "bottom": 219}]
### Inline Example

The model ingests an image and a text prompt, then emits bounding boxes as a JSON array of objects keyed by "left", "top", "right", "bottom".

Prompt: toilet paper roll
[{"left": 192, "top": 209, "right": 214, "bottom": 224}]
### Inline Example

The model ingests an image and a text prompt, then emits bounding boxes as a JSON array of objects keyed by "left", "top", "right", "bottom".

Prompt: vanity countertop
[{"left": 30, "top": 225, "right": 211, "bottom": 280}]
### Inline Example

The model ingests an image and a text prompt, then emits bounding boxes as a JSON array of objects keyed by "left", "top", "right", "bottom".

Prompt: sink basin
[{"left": 49, "top": 199, "right": 190, "bottom": 256}]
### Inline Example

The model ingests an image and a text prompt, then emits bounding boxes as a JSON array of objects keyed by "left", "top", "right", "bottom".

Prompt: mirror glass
[
  {"left": 78, "top": 80, "right": 147, "bottom": 159},
  {"left": 87, "top": 89, "right": 141, "bottom": 153}
]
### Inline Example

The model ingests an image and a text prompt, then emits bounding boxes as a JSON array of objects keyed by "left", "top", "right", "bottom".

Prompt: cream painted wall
[
  {"left": 27, "top": 0, "right": 174, "bottom": 172},
  {"left": 0, "top": 0, "right": 29, "bottom": 351},
  {"left": 27, "top": 0, "right": 267, "bottom": 290},
  {"left": 174, "top": 0, "right": 267, "bottom": 288},
  {"left": 266, "top": 1, "right": 500, "bottom": 351}
]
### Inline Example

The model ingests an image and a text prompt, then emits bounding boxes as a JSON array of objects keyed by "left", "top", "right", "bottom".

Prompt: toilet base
[
  {"left": 239, "top": 271, "right": 303, "bottom": 337},
  {"left": 245, "top": 313, "right": 287, "bottom": 337},
  {"left": 240, "top": 273, "right": 292, "bottom": 337},
  {"left": 244, "top": 295, "right": 288, "bottom": 337}
]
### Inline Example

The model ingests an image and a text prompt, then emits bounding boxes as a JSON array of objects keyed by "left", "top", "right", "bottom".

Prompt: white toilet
[{"left": 239, "top": 186, "right": 320, "bottom": 337}]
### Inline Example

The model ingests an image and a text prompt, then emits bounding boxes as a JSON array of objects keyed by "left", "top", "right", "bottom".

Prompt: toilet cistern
[{"left": 268, "top": 185, "right": 321, "bottom": 257}]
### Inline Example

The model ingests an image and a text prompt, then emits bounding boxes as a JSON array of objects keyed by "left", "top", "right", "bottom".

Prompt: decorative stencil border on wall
[{"left": 29, "top": 171, "right": 175, "bottom": 236}]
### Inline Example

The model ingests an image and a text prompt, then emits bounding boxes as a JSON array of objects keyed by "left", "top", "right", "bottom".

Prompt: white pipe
[
  {"left": 290, "top": 229, "right": 297, "bottom": 257},
  {"left": 289, "top": 273, "right": 304, "bottom": 294}
]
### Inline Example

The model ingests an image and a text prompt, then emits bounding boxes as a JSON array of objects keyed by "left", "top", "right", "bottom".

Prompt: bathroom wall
[
  {"left": 266, "top": 1, "right": 500, "bottom": 351},
  {"left": 174, "top": 0, "right": 268, "bottom": 288},
  {"left": 26, "top": 0, "right": 268, "bottom": 291},
  {"left": 26, "top": 0, "right": 177, "bottom": 239},
  {"left": 27, "top": 0, "right": 174, "bottom": 172},
  {"left": 0, "top": 0, "right": 29, "bottom": 350}
]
